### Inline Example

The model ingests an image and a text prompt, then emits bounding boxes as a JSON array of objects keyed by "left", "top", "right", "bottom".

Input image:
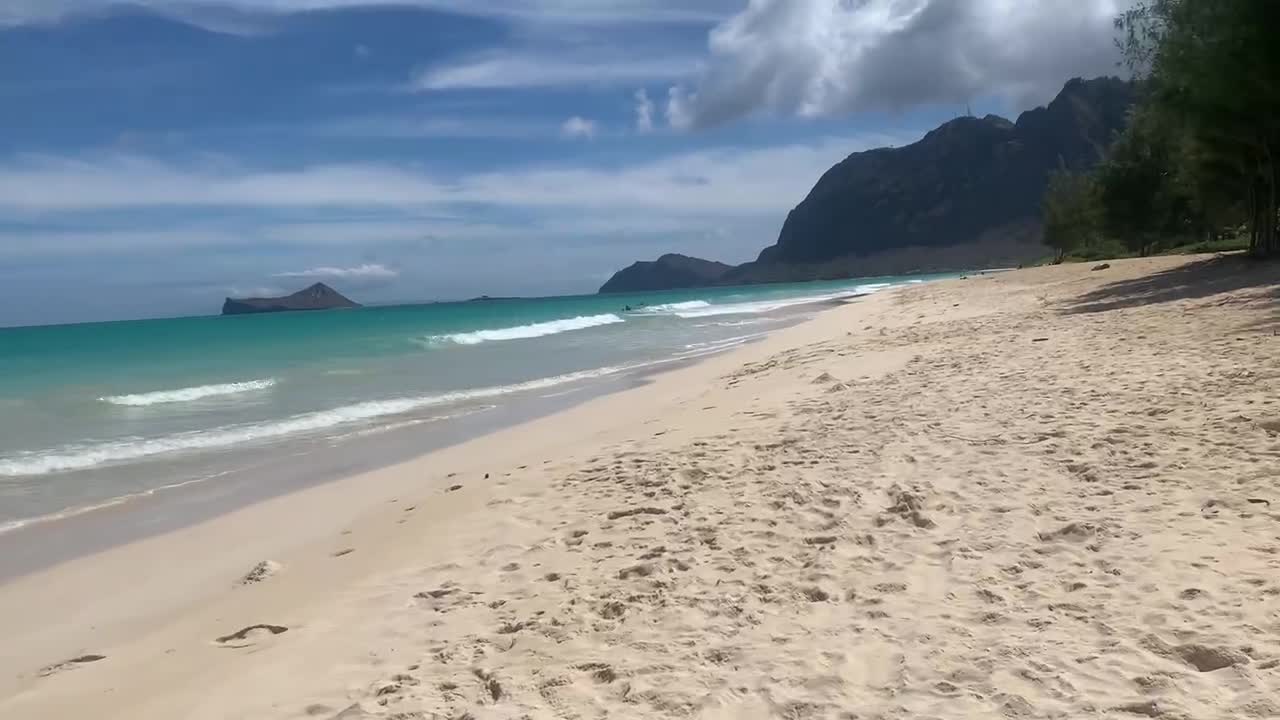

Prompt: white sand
[{"left": 2, "top": 254, "right": 1278, "bottom": 719}]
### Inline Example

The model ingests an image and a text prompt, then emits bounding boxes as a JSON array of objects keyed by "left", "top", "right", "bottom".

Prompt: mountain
[
  {"left": 726, "top": 76, "right": 1134, "bottom": 281},
  {"left": 598, "top": 254, "right": 733, "bottom": 294},
  {"left": 222, "top": 283, "right": 360, "bottom": 315},
  {"left": 598, "top": 77, "right": 1135, "bottom": 290}
]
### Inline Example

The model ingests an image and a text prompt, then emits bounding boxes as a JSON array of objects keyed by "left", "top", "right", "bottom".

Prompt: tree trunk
[
  {"left": 1248, "top": 179, "right": 1260, "bottom": 255},
  {"left": 1269, "top": 149, "right": 1278, "bottom": 257}
]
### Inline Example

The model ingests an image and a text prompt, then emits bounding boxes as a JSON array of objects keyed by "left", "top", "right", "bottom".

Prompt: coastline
[
  {"left": 3, "top": 254, "right": 1277, "bottom": 719},
  {"left": 0, "top": 310, "right": 821, "bottom": 581}
]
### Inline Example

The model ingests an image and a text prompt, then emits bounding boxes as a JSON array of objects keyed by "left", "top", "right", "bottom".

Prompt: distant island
[
  {"left": 222, "top": 283, "right": 360, "bottom": 315},
  {"left": 599, "top": 254, "right": 733, "bottom": 294},
  {"left": 599, "top": 76, "right": 1135, "bottom": 293}
]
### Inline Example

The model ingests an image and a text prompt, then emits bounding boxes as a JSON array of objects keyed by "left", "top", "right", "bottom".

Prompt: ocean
[{"left": 0, "top": 275, "right": 943, "bottom": 535}]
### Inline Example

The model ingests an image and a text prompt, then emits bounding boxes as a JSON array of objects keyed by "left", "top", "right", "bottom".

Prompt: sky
[{"left": 0, "top": 0, "right": 1129, "bottom": 326}]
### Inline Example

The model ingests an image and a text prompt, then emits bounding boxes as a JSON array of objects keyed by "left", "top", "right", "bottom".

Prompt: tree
[
  {"left": 1094, "top": 107, "right": 1200, "bottom": 256},
  {"left": 1118, "top": 0, "right": 1280, "bottom": 257},
  {"left": 1042, "top": 167, "right": 1102, "bottom": 262}
]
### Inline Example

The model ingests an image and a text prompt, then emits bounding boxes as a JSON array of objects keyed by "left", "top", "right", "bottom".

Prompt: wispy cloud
[
  {"left": 311, "top": 115, "right": 558, "bottom": 140},
  {"left": 411, "top": 52, "right": 698, "bottom": 91},
  {"left": 0, "top": 132, "right": 920, "bottom": 217},
  {"left": 560, "top": 116, "right": 597, "bottom": 140},
  {"left": 0, "top": 0, "right": 735, "bottom": 28},
  {"left": 273, "top": 263, "right": 398, "bottom": 280},
  {"left": 633, "top": 89, "right": 655, "bottom": 133}
]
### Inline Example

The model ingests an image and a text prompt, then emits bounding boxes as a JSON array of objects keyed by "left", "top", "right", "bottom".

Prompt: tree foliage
[
  {"left": 1042, "top": 0, "right": 1279, "bottom": 260},
  {"left": 1117, "top": 0, "right": 1280, "bottom": 257},
  {"left": 1093, "top": 108, "right": 1201, "bottom": 256},
  {"left": 1042, "top": 168, "right": 1101, "bottom": 262}
]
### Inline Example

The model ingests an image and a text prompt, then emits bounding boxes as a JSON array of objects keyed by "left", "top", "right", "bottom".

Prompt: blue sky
[{"left": 0, "top": 0, "right": 1128, "bottom": 326}]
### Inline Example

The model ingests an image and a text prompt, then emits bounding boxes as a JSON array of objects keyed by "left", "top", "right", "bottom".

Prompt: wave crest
[
  {"left": 100, "top": 379, "right": 277, "bottom": 406},
  {"left": 1, "top": 364, "right": 644, "bottom": 477},
  {"left": 424, "top": 314, "right": 623, "bottom": 346},
  {"left": 635, "top": 300, "right": 710, "bottom": 313}
]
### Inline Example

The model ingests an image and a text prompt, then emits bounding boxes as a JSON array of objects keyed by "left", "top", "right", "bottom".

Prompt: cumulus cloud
[
  {"left": 273, "top": 263, "right": 399, "bottom": 280},
  {"left": 560, "top": 116, "right": 598, "bottom": 140},
  {"left": 634, "top": 89, "right": 655, "bottom": 133},
  {"left": 668, "top": 0, "right": 1129, "bottom": 129}
]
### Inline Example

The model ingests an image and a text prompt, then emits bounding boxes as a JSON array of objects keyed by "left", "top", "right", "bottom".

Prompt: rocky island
[
  {"left": 598, "top": 254, "right": 732, "bottom": 294},
  {"left": 221, "top": 283, "right": 360, "bottom": 315}
]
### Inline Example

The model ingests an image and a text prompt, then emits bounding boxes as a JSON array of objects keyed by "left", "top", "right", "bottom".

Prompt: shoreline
[
  {"left": 3, "top": 254, "right": 1277, "bottom": 719},
  {"left": 0, "top": 321, "right": 788, "bottom": 582}
]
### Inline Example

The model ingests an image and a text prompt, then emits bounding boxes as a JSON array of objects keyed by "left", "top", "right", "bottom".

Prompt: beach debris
[
  {"left": 239, "top": 560, "right": 282, "bottom": 585},
  {"left": 37, "top": 654, "right": 106, "bottom": 678},
  {"left": 215, "top": 623, "right": 288, "bottom": 648},
  {"left": 1092, "top": 263, "right": 1112, "bottom": 271},
  {"left": 332, "top": 548, "right": 355, "bottom": 557},
  {"left": 607, "top": 506, "right": 666, "bottom": 520},
  {"left": 448, "top": 484, "right": 463, "bottom": 492},
  {"left": 1032, "top": 337, "right": 1050, "bottom": 342}
]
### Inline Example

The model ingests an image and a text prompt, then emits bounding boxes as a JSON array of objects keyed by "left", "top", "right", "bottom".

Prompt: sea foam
[
  {"left": 636, "top": 300, "right": 711, "bottom": 313},
  {"left": 425, "top": 313, "right": 624, "bottom": 346},
  {"left": 673, "top": 284, "right": 893, "bottom": 318},
  {"left": 100, "top": 379, "right": 277, "bottom": 406},
  {"left": 1, "top": 364, "right": 636, "bottom": 477}
]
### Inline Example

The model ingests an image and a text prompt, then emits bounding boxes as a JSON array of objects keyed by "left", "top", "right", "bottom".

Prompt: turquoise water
[{"left": 0, "top": 275, "right": 942, "bottom": 528}]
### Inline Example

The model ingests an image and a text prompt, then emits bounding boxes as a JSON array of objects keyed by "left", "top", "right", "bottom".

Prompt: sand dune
[{"left": 2, "top": 254, "right": 1278, "bottom": 719}]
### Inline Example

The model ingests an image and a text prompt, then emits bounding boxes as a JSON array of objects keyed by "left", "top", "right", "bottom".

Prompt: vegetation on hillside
[{"left": 1042, "top": 0, "right": 1280, "bottom": 260}]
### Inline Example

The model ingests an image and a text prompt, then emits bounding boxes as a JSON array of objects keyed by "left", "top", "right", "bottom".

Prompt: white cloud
[
  {"left": 668, "top": 0, "right": 1130, "bottom": 129},
  {"left": 0, "top": 132, "right": 920, "bottom": 217},
  {"left": 560, "top": 116, "right": 597, "bottom": 140},
  {"left": 311, "top": 115, "right": 557, "bottom": 139},
  {"left": 273, "top": 263, "right": 399, "bottom": 280},
  {"left": 227, "top": 285, "right": 285, "bottom": 298},
  {"left": 0, "top": 0, "right": 735, "bottom": 27},
  {"left": 633, "top": 89, "right": 655, "bottom": 133},
  {"left": 412, "top": 52, "right": 698, "bottom": 91}
]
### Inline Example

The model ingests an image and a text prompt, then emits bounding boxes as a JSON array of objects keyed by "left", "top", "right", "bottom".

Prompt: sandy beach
[{"left": 2, "top": 254, "right": 1278, "bottom": 719}]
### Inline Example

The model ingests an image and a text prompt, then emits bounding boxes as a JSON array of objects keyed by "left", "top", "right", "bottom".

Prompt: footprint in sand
[{"left": 214, "top": 624, "right": 289, "bottom": 649}]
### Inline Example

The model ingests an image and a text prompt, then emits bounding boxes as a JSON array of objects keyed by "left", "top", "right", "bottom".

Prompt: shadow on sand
[{"left": 1059, "top": 255, "right": 1280, "bottom": 326}]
